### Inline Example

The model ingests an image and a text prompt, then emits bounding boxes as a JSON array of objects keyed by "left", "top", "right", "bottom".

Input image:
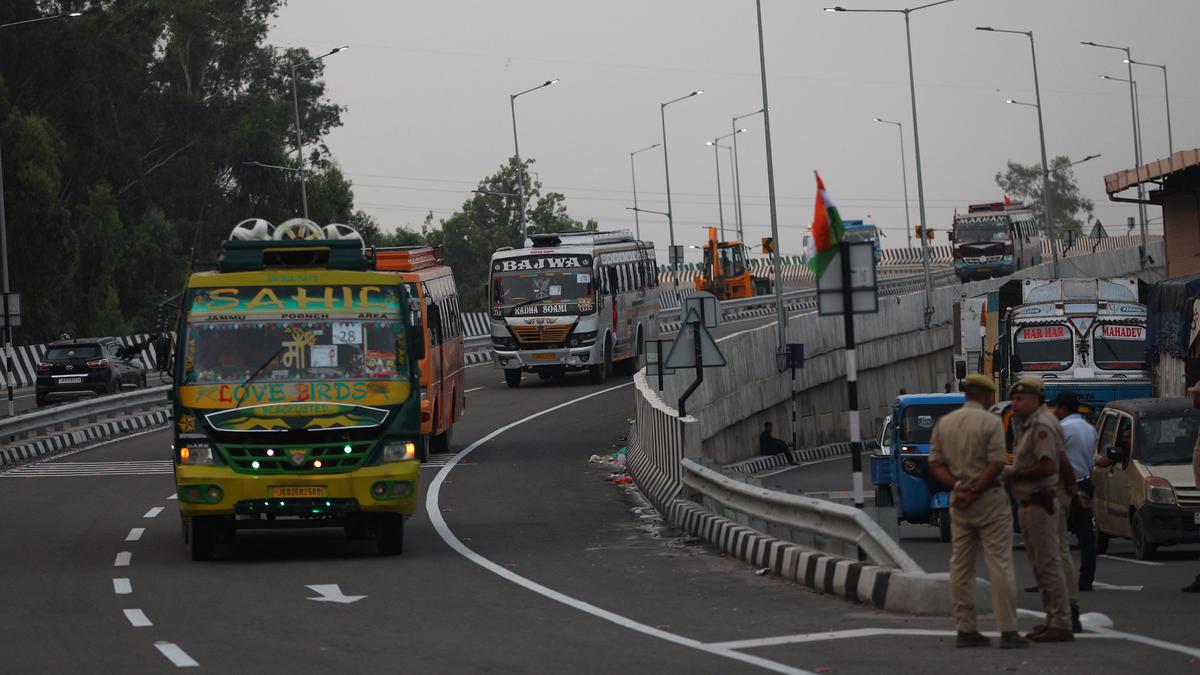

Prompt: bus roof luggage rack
[
  {"left": 525, "top": 230, "right": 635, "bottom": 248},
  {"left": 372, "top": 245, "right": 444, "bottom": 272},
  {"left": 217, "top": 239, "right": 369, "bottom": 273}
]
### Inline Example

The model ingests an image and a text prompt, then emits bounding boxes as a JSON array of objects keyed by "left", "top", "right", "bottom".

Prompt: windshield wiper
[{"left": 233, "top": 345, "right": 287, "bottom": 409}]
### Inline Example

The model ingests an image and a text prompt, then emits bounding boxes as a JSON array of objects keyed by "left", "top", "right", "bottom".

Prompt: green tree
[{"left": 994, "top": 156, "right": 1095, "bottom": 236}]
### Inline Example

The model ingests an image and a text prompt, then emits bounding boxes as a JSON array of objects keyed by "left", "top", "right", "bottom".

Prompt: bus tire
[
  {"left": 189, "top": 516, "right": 218, "bottom": 561},
  {"left": 504, "top": 369, "right": 522, "bottom": 388},
  {"left": 433, "top": 423, "right": 453, "bottom": 453},
  {"left": 590, "top": 341, "right": 611, "bottom": 384},
  {"left": 376, "top": 513, "right": 405, "bottom": 555}
]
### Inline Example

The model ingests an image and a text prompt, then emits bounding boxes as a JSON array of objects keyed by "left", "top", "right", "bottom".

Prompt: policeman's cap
[
  {"left": 1008, "top": 378, "right": 1044, "bottom": 398},
  {"left": 963, "top": 374, "right": 997, "bottom": 394}
]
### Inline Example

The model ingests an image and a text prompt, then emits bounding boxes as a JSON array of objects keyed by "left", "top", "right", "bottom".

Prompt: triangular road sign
[
  {"left": 1089, "top": 220, "right": 1107, "bottom": 239},
  {"left": 664, "top": 310, "right": 726, "bottom": 369}
]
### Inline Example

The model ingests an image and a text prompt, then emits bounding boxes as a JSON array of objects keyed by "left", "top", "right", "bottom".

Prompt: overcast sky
[{"left": 269, "top": 0, "right": 1195, "bottom": 261}]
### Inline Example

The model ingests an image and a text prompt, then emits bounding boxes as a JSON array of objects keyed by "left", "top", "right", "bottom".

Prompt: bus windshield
[
  {"left": 183, "top": 319, "right": 407, "bottom": 384},
  {"left": 1014, "top": 324, "right": 1073, "bottom": 371},
  {"left": 955, "top": 223, "right": 1009, "bottom": 243},
  {"left": 492, "top": 269, "right": 595, "bottom": 317},
  {"left": 1093, "top": 324, "right": 1146, "bottom": 371}
]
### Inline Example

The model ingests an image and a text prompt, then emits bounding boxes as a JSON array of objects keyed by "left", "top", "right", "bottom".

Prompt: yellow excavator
[{"left": 694, "top": 227, "right": 773, "bottom": 300}]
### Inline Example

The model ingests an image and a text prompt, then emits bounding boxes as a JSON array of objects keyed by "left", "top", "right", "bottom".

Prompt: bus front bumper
[
  {"left": 492, "top": 345, "right": 598, "bottom": 370},
  {"left": 174, "top": 461, "right": 421, "bottom": 518}
]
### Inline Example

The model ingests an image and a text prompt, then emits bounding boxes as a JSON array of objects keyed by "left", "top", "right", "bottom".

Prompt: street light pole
[
  {"left": 0, "top": 10, "right": 83, "bottom": 418},
  {"left": 873, "top": 118, "right": 912, "bottom": 251},
  {"left": 732, "top": 108, "right": 765, "bottom": 244},
  {"left": 510, "top": 79, "right": 559, "bottom": 242},
  {"left": 290, "top": 45, "right": 349, "bottom": 223},
  {"left": 660, "top": 90, "right": 703, "bottom": 289},
  {"left": 629, "top": 143, "right": 660, "bottom": 241},
  {"left": 979, "top": 27, "right": 1057, "bottom": 278},
  {"left": 826, "top": 0, "right": 956, "bottom": 327},
  {"left": 707, "top": 130, "right": 745, "bottom": 242},
  {"left": 754, "top": 0, "right": 787, "bottom": 361},
  {"left": 1084, "top": 41, "right": 1147, "bottom": 262},
  {"left": 1125, "top": 58, "right": 1172, "bottom": 155}
]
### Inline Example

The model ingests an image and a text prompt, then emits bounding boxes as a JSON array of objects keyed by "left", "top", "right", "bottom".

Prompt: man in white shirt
[{"left": 1051, "top": 391, "right": 1099, "bottom": 592}]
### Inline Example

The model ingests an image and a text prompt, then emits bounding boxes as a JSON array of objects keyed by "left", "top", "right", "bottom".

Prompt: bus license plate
[
  {"left": 270, "top": 486, "right": 326, "bottom": 498},
  {"left": 533, "top": 354, "right": 556, "bottom": 361},
  {"left": 59, "top": 378, "right": 83, "bottom": 384}
]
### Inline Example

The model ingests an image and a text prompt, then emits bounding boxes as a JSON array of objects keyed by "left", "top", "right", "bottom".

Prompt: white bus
[{"left": 489, "top": 230, "right": 660, "bottom": 388}]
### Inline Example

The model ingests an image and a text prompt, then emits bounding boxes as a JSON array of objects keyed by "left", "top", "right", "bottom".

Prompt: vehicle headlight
[
  {"left": 382, "top": 440, "right": 417, "bottom": 462},
  {"left": 1146, "top": 477, "right": 1176, "bottom": 505},
  {"left": 179, "top": 441, "right": 214, "bottom": 465},
  {"left": 570, "top": 330, "right": 597, "bottom": 347}
]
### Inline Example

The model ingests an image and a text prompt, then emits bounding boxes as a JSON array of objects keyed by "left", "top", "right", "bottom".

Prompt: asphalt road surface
[
  {"left": 3, "top": 364, "right": 1198, "bottom": 672},
  {"left": 765, "top": 454, "right": 1200, "bottom": 650}
]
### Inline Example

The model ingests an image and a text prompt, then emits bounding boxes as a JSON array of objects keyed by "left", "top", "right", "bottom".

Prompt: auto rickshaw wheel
[{"left": 937, "top": 508, "right": 952, "bottom": 543}]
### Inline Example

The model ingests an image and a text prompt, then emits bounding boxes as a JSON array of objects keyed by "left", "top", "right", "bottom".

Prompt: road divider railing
[{"left": 0, "top": 385, "right": 170, "bottom": 467}]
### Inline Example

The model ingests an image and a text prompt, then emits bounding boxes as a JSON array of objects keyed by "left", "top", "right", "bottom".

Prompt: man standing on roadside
[
  {"left": 1051, "top": 390, "right": 1098, "bottom": 594},
  {"left": 930, "top": 374, "right": 1028, "bottom": 649},
  {"left": 1007, "top": 379, "right": 1073, "bottom": 643}
]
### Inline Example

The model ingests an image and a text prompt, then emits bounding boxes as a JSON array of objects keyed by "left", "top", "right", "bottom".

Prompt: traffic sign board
[{"left": 664, "top": 309, "right": 725, "bottom": 369}]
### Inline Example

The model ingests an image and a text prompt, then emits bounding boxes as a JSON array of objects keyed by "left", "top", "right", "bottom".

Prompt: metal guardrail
[
  {"left": 681, "top": 458, "right": 922, "bottom": 573},
  {"left": 0, "top": 385, "right": 169, "bottom": 442}
]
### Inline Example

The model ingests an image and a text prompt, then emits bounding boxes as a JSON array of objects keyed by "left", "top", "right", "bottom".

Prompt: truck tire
[
  {"left": 504, "top": 369, "right": 522, "bottom": 389},
  {"left": 376, "top": 513, "right": 405, "bottom": 555},
  {"left": 189, "top": 516, "right": 218, "bottom": 561}
]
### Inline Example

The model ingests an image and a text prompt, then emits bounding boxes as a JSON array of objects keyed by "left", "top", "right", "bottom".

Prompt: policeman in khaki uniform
[
  {"left": 930, "top": 374, "right": 1028, "bottom": 649},
  {"left": 1006, "top": 379, "right": 1074, "bottom": 643}
]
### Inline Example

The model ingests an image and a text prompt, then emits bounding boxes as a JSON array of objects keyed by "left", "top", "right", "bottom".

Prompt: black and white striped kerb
[
  {"left": 666, "top": 498, "right": 892, "bottom": 609},
  {"left": 625, "top": 398, "right": 685, "bottom": 515},
  {"left": 726, "top": 442, "right": 854, "bottom": 475},
  {"left": 0, "top": 408, "right": 171, "bottom": 467}
]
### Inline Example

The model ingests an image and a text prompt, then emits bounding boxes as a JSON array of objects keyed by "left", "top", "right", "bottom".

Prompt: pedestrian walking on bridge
[
  {"left": 1007, "top": 379, "right": 1073, "bottom": 643},
  {"left": 930, "top": 374, "right": 1027, "bottom": 649}
]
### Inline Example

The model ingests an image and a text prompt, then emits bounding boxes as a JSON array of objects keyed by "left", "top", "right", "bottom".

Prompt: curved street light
[{"left": 290, "top": 45, "right": 349, "bottom": 222}]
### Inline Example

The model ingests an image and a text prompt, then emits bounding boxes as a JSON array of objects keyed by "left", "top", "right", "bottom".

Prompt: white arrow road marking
[
  {"left": 305, "top": 584, "right": 366, "bottom": 604},
  {"left": 1093, "top": 581, "right": 1143, "bottom": 591},
  {"left": 154, "top": 641, "right": 199, "bottom": 668},
  {"left": 114, "top": 552, "right": 132, "bottom": 567},
  {"left": 123, "top": 609, "right": 152, "bottom": 627},
  {"left": 113, "top": 578, "right": 132, "bottom": 595}
]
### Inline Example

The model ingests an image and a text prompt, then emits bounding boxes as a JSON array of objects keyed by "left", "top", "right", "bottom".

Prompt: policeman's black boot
[
  {"left": 1071, "top": 602, "right": 1083, "bottom": 634},
  {"left": 956, "top": 631, "right": 990, "bottom": 648}
]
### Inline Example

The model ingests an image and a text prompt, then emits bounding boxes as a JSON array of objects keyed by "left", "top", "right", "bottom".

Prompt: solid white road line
[
  {"left": 1099, "top": 554, "right": 1164, "bottom": 567},
  {"left": 143, "top": 507, "right": 164, "bottom": 518},
  {"left": 125, "top": 528, "right": 145, "bottom": 542},
  {"left": 113, "top": 578, "right": 132, "bottom": 595},
  {"left": 154, "top": 642, "right": 199, "bottom": 668},
  {"left": 427, "top": 382, "right": 813, "bottom": 675},
  {"left": 465, "top": 386, "right": 485, "bottom": 394},
  {"left": 123, "top": 609, "right": 152, "bottom": 627},
  {"left": 114, "top": 551, "right": 132, "bottom": 567}
]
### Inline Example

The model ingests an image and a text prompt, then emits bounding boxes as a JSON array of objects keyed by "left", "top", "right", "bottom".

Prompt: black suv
[{"left": 35, "top": 337, "right": 148, "bottom": 406}]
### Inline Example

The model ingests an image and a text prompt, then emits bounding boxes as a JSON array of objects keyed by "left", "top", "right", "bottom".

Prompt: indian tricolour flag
[{"left": 806, "top": 171, "right": 844, "bottom": 279}]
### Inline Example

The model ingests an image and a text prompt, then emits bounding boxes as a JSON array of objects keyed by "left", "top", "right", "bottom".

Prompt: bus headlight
[
  {"left": 382, "top": 440, "right": 417, "bottom": 462},
  {"left": 570, "top": 331, "right": 597, "bottom": 347},
  {"left": 179, "top": 442, "right": 214, "bottom": 465}
]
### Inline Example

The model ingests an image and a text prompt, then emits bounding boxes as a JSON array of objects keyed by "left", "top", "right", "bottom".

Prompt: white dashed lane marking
[
  {"left": 143, "top": 507, "right": 164, "bottom": 518},
  {"left": 113, "top": 578, "right": 132, "bottom": 595},
  {"left": 123, "top": 609, "right": 152, "bottom": 627},
  {"left": 114, "top": 552, "right": 132, "bottom": 567},
  {"left": 125, "top": 528, "right": 145, "bottom": 542},
  {"left": 155, "top": 641, "right": 199, "bottom": 668}
]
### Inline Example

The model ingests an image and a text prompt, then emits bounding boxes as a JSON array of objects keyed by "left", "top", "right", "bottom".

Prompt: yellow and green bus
[{"left": 169, "top": 237, "right": 426, "bottom": 560}]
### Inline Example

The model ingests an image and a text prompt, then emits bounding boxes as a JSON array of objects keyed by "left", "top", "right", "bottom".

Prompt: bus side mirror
[
  {"left": 947, "top": 231, "right": 955, "bottom": 243},
  {"left": 154, "top": 336, "right": 172, "bottom": 372},
  {"left": 407, "top": 329, "right": 426, "bottom": 362}
]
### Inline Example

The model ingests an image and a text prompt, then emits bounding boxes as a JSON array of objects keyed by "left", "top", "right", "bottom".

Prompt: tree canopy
[
  {"left": 1, "top": 0, "right": 373, "bottom": 342},
  {"left": 994, "top": 156, "right": 1095, "bottom": 236}
]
